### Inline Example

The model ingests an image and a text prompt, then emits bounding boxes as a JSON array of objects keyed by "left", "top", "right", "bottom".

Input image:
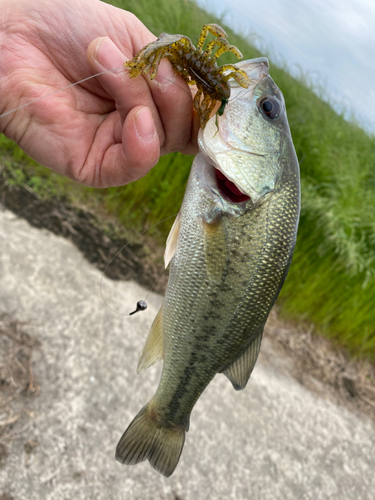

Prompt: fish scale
[{"left": 116, "top": 57, "right": 300, "bottom": 477}]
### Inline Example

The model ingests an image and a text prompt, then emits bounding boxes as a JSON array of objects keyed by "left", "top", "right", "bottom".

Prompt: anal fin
[
  {"left": 222, "top": 327, "right": 263, "bottom": 390},
  {"left": 137, "top": 304, "right": 164, "bottom": 373}
]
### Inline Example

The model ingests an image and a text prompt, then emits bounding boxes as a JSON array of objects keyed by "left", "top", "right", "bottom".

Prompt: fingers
[
  {"left": 83, "top": 37, "right": 162, "bottom": 185},
  {"left": 87, "top": 37, "right": 166, "bottom": 146},
  {"left": 145, "top": 58, "right": 198, "bottom": 155},
  {"left": 121, "top": 105, "right": 160, "bottom": 181},
  {"left": 76, "top": 104, "right": 160, "bottom": 188},
  {"left": 87, "top": 36, "right": 199, "bottom": 159}
]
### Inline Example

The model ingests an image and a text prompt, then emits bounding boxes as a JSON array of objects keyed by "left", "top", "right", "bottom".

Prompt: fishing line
[
  {"left": 99, "top": 213, "right": 178, "bottom": 316},
  {"left": 0, "top": 67, "right": 125, "bottom": 119},
  {"left": 0, "top": 59, "right": 248, "bottom": 314},
  {"left": 0, "top": 65, "right": 193, "bottom": 120},
  {"left": 0, "top": 58, "right": 249, "bottom": 121},
  {"left": 0, "top": 63, "right": 191, "bottom": 316},
  {"left": 128, "top": 261, "right": 167, "bottom": 315},
  {"left": 228, "top": 86, "right": 252, "bottom": 106}
]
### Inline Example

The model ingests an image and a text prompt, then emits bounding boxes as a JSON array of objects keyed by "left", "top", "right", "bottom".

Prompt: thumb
[{"left": 85, "top": 37, "right": 161, "bottom": 185}]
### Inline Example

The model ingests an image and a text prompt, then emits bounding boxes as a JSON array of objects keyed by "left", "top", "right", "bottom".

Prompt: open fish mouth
[
  {"left": 196, "top": 154, "right": 253, "bottom": 210},
  {"left": 214, "top": 168, "right": 251, "bottom": 203}
]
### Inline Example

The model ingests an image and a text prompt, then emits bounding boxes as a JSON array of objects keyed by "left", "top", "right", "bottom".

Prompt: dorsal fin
[
  {"left": 222, "top": 327, "right": 263, "bottom": 390},
  {"left": 137, "top": 304, "right": 164, "bottom": 373},
  {"left": 164, "top": 213, "right": 181, "bottom": 268}
]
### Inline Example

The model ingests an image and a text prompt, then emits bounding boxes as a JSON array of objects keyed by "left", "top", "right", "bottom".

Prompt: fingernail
[
  {"left": 93, "top": 37, "right": 126, "bottom": 70},
  {"left": 135, "top": 107, "right": 156, "bottom": 142}
]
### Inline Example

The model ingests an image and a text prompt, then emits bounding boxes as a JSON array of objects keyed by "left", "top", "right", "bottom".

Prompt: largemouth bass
[{"left": 116, "top": 57, "right": 300, "bottom": 477}]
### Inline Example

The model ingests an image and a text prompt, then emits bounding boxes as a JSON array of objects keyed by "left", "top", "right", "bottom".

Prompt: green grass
[{"left": 1, "top": 0, "right": 375, "bottom": 360}]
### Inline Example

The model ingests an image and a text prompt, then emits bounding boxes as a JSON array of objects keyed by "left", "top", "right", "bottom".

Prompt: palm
[{"left": 4, "top": 39, "right": 113, "bottom": 179}]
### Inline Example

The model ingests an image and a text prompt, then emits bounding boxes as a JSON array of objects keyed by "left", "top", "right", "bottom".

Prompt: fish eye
[{"left": 259, "top": 96, "right": 280, "bottom": 119}]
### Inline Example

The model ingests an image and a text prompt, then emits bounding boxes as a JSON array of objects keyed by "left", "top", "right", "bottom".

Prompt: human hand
[{"left": 0, "top": 0, "right": 199, "bottom": 187}]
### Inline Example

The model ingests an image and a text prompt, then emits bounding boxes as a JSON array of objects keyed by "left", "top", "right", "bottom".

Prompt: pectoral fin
[
  {"left": 203, "top": 218, "right": 227, "bottom": 283},
  {"left": 164, "top": 213, "right": 181, "bottom": 268},
  {"left": 137, "top": 304, "right": 164, "bottom": 373},
  {"left": 222, "top": 327, "right": 263, "bottom": 390}
]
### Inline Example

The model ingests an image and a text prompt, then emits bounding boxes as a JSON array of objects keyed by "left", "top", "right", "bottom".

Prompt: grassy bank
[{"left": 1, "top": 0, "right": 374, "bottom": 360}]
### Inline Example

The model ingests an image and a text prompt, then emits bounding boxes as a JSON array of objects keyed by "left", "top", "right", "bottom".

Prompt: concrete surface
[{"left": 0, "top": 204, "right": 374, "bottom": 500}]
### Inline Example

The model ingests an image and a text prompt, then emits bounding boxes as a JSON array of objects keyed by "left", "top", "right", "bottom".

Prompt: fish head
[{"left": 198, "top": 57, "right": 296, "bottom": 214}]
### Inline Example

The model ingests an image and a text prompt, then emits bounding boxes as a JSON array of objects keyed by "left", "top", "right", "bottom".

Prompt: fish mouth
[{"left": 214, "top": 168, "right": 251, "bottom": 203}]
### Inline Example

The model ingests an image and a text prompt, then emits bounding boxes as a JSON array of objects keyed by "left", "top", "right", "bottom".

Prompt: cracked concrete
[{"left": 0, "top": 205, "right": 374, "bottom": 500}]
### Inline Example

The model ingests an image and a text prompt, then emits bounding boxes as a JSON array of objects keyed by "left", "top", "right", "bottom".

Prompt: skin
[
  {"left": 116, "top": 63, "right": 301, "bottom": 477},
  {"left": 0, "top": 0, "right": 199, "bottom": 187}
]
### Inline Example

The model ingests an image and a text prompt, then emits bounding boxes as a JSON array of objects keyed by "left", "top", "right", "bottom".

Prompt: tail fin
[{"left": 115, "top": 403, "right": 186, "bottom": 477}]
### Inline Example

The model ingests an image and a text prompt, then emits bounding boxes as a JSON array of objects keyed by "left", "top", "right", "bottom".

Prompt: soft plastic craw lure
[{"left": 124, "top": 24, "right": 250, "bottom": 128}]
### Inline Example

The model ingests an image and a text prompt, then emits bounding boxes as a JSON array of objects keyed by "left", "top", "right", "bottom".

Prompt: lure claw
[
  {"left": 129, "top": 300, "right": 148, "bottom": 315},
  {"left": 123, "top": 24, "right": 249, "bottom": 129}
]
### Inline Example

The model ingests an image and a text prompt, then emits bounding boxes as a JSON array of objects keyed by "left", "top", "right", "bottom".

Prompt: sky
[{"left": 197, "top": 0, "right": 375, "bottom": 133}]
